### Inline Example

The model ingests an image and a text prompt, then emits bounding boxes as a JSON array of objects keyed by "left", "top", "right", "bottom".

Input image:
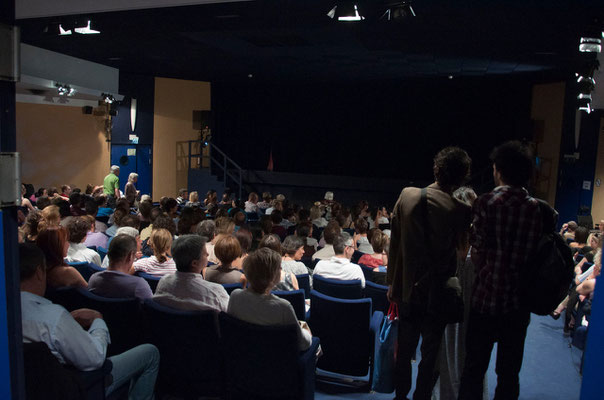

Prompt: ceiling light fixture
[
  {"left": 579, "top": 37, "right": 602, "bottom": 53},
  {"left": 59, "top": 24, "right": 72, "bottom": 35},
  {"left": 578, "top": 93, "right": 592, "bottom": 113},
  {"left": 102, "top": 93, "right": 115, "bottom": 104},
  {"left": 55, "top": 83, "right": 75, "bottom": 96},
  {"left": 381, "top": 1, "right": 416, "bottom": 21},
  {"left": 74, "top": 20, "right": 100, "bottom": 35},
  {"left": 327, "top": 4, "right": 365, "bottom": 22}
]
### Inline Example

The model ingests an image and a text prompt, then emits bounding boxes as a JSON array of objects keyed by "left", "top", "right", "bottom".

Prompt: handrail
[{"left": 187, "top": 140, "right": 242, "bottom": 199}]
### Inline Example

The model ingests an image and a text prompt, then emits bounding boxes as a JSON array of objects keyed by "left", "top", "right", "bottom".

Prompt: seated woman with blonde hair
[
  {"left": 131, "top": 228, "right": 177, "bottom": 276},
  {"left": 205, "top": 235, "right": 247, "bottom": 287},
  {"left": 227, "top": 247, "right": 312, "bottom": 351},
  {"left": 36, "top": 226, "right": 87, "bottom": 289}
]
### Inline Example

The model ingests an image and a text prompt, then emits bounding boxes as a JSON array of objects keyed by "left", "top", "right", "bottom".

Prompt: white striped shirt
[{"left": 133, "top": 255, "right": 177, "bottom": 276}]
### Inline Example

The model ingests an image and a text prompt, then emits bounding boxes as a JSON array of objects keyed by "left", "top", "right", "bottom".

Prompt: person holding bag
[{"left": 387, "top": 147, "right": 472, "bottom": 400}]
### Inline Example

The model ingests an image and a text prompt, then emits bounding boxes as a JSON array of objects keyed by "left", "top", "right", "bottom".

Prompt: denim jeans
[{"left": 106, "top": 343, "right": 160, "bottom": 400}]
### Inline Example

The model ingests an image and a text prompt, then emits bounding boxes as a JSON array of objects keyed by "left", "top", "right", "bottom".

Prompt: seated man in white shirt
[
  {"left": 65, "top": 216, "right": 102, "bottom": 266},
  {"left": 313, "top": 232, "right": 366, "bottom": 288},
  {"left": 153, "top": 235, "right": 230, "bottom": 311},
  {"left": 312, "top": 221, "right": 341, "bottom": 261},
  {"left": 19, "top": 243, "right": 159, "bottom": 399}
]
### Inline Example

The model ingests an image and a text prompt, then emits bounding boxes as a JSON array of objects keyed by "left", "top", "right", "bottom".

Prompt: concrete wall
[
  {"left": 153, "top": 77, "right": 211, "bottom": 199},
  {"left": 16, "top": 102, "right": 110, "bottom": 190}
]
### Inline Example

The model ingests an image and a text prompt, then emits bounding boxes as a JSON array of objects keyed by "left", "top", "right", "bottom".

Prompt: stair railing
[{"left": 188, "top": 140, "right": 243, "bottom": 199}]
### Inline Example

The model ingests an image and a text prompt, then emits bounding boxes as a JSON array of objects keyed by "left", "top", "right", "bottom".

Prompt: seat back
[
  {"left": 222, "top": 282, "right": 243, "bottom": 295},
  {"left": 142, "top": 300, "right": 222, "bottom": 397},
  {"left": 74, "top": 288, "right": 143, "bottom": 356},
  {"left": 313, "top": 274, "right": 363, "bottom": 299},
  {"left": 272, "top": 290, "right": 306, "bottom": 321},
  {"left": 97, "top": 246, "right": 108, "bottom": 263},
  {"left": 351, "top": 250, "right": 364, "bottom": 264},
  {"left": 135, "top": 271, "right": 161, "bottom": 293},
  {"left": 67, "top": 261, "right": 103, "bottom": 282},
  {"left": 309, "top": 290, "right": 372, "bottom": 376},
  {"left": 87, "top": 245, "right": 97, "bottom": 252},
  {"left": 218, "top": 312, "right": 301, "bottom": 399},
  {"left": 301, "top": 258, "right": 319, "bottom": 271},
  {"left": 295, "top": 273, "right": 311, "bottom": 299},
  {"left": 364, "top": 280, "right": 389, "bottom": 314},
  {"left": 359, "top": 263, "right": 375, "bottom": 282}
]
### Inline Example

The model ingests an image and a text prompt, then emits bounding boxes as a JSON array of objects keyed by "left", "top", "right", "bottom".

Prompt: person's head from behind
[
  {"left": 355, "top": 217, "right": 368, "bottom": 234},
  {"left": 310, "top": 205, "right": 322, "bottom": 221},
  {"left": 95, "top": 194, "right": 108, "bottom": 208},
  {"left": 196, "top": 219, "right": 216, "bottom": 241},
  {"left": 270, "top": 210, "right": 283, "bottom": 224},
  {"left": 490, "top": 141, "right": 533, "bottom": 188},
  {"left": 215, "top": 235, "right": 241, "bottom": 267},
  {"left": 282, "top": 235, "right": 305, "bottom": 260},
  {"left": 120, "top": 214, "right": 141, "bottom": 231},
  {"left": 39, "top": 205, "right": 61, "bottom": 230},
  {"left": 178, "top": 188, "right": 188, "bottom": 199},
  {"left": 234, "top": 228, "right": 252, "bottom": 255},
  {"left": 296, "top": 222, "right": 312, "bottom": 239},
  {"left": 107, "top": 234, "right": 137, "bottom": 270},
  {"left": 260, "top": 215, "right": 273, "bottom": 235},
  {"left": 262, "top": 192, "right": 271, "bottom": 203},
  {"left": 433, "top": 146, "right": 472, "bottom": 191},
  {"left": 19, "top": 243, "right": 47, "bottom": 294},
  {"left": 149, "top": 228, "right": 173, "bottom": 263},
  {"left": 243, "top": 248, "right": 282, "bottom": 294},
  {"left": 36, "top": 196, "right": 51, "bottom": 210},
  {"left": 258, "top": 234, "right": 282, "bottom": 255},
  {"left": 66, "top": 217, "right": 91, "bottom": 244},
  {"left": 36, "top": 226, "right": 69, "bottom": 270},
  {"left": 567, "top": 221, "right": 578, "bottom": 232},
  {"left": 189, "top": 191, "right": 199, "bottom": 203},
  {"left": 233, "top": 211, "right": 246, "bottom": 227},
  {"left": 110, "top": 165, "right": 120, "bottom": 176},
  {"left": 575, "top": 227, "right": 589, "bottom": 245},
  {"left": 370, "top": 230, "right": 390, "bottom": 254},
  {"left": 172, "top": 234, "right": 208, "bottom": 273},
  {"left": 160, "top": 197, "right": 178, "bottom": 216},
  {"left": 588, "top": 233, "right": 602, "bottom": 250},
  {"left": 152, "top": 214, "right": 177, "bottom": 236},
  {"left": 248, "top": 192, "right": 259, "bottom": 203},
  {"left": 215, "top": 217, "right": 235, "bottom": 236},
  {"left": 333, "top": 232, "right": 354, "bottom": 259},
  {"left": 52, "top": 198, "right": 71, "bottom": 218},
  {"left": 138, "top": 200, "right": 152, "bottom": 221},
  {"left": 323, "top": 221, "right": 342, "bottom": 245}
]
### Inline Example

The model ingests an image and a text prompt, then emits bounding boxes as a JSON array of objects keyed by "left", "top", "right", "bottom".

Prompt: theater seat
[
  {"left": 66, "top": 261, "right": 103, "bottom": 282},
  {"left": 134, "top": 271, "right": 161, "bottom": 293},
  {"left": 313, "top": 274, "right": 363, "bottom": 299},
  {"left": 273, "top": 289, "right": 306, "bottom": 321}
]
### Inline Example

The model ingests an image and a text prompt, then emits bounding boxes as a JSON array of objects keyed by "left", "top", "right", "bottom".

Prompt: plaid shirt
[{"left": 470, "top": 186, "right": 542, "bottom": 315}]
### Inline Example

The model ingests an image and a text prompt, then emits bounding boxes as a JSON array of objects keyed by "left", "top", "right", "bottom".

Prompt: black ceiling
[{"left": 16, "top": 0, "right": 604, "bottom": 83}]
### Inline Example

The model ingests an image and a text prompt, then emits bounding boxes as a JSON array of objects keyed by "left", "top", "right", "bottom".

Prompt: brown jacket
[{"left": 387, "top": 183, "right": 471, "bottom": 304}]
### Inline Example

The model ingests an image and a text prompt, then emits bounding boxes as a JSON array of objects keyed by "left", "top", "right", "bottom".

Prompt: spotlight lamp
[
  {"left": 577, "top": 93, "right": 593, "bottom": 113},
  {"left": 577, "top": 76, "right": 596, "bottom": 94},
  {"left": 55, "top": 83, "right": 75, "bottom": 96},
  {"left": 102, "top": 93, "right": 115, "bottom": 104},
  {"left": 327, "top": 3, "right": 365, "bottom": 22},
  {"left": 579, "top": 37, "right": 602, "bottom": 53},
  {"left": 381, "top": 1, "right": 416, "bottom": 21}
]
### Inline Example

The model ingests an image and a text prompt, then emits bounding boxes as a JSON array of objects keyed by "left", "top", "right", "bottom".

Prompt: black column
[{"left": 0, "top": 0, "right": 25, "bottom": 398}]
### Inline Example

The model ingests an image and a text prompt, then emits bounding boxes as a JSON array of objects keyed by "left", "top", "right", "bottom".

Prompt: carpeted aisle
[{"left": 315, "top": 313, "right": 583, "bottom": 400}]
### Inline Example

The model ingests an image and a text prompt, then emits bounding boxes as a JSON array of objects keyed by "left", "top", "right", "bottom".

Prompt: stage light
[
  {"left": 102, "top": 93, "right": 115, "bottom": 104},
  {"left": 74, "top": 20, "right": 100, "bottom": 35},
  {"left": 578, "top": 93, "right": 593, "bottom": 113},
  {"left": 327, "top": 4, "right": 365, "bottom": 22},
  {"left": 577, "top": 76, "right": 596, "bottom": 93},
  {"left": 59, "top": 25, "right": 72, "bottom": 36},
  {"left": 381, "top": 1, "right": 416, "bottom": 21},
  {"left": 55, "top": 83, "right": 75, "bottom": 96},
  {"left": 579, "top": 37, "right": 602, "bottom": 53}
]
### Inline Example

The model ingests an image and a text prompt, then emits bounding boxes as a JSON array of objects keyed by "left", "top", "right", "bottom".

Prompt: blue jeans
[{"left": 106, "top": 343, "right": 160, "bottom": 400}]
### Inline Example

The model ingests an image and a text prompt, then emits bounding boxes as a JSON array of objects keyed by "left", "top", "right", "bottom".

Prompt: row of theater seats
[{"left": 44, "top": 285, "right": 383, "bottom": 399}]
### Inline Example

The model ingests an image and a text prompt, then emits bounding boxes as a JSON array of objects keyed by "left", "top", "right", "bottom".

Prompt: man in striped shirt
[{"left": 459, "top": 141, "right": 546, "bottom": 400}]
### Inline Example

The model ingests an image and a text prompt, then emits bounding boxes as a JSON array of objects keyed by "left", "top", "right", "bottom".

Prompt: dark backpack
[{"left": 522, "top": 200, "right": 575, "bottom": 315}]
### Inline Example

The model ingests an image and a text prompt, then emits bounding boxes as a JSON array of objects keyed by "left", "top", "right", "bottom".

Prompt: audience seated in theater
[
  {"left": 281, "top": 235, "right": 311, "bottom": 276},
  {"left": 258, "top": 235, "right": 299, "bottom": 292},
  {"left": 197, "top": 219, "right": 216, "bottom": 260},
  {"left": 312, "top": 221, "right": 341, "bottom": 261},
  {"left": 141, "top": 214, "right": 175, "bottom": 258},
  {"left": 204, "top": 189, "right": 218, "bottom": 208},
  {"left": 232, "top": 228, "right": 252, "bottom": 270},
  {"left": 108, "top": 199, "right": 131, "bottom": 226},
  {"left": 205, "top": 235, "right": 247, "bottom": 287},
  {"left": 20, "top": 211, "right": 41, "bottom": 243},
  {"left": 137, "top": 200, "right": 153, "bottom": 233},
  {"left": 132, "top": 229, "right": 177, "bottom": 276},
  {"left": 108, "top": 214, "right": 141, "bottom": 244},
  {"left": 48, "top": 187, "right": 60, "bottom": 199},
  {"left": 160, "top": 197, "right": 179, "bottom": 221},
  {"left": 32, "top": 187, "right": 47, "bottom": 202},
  {"left": 270, "top": 210, "right": 288, "bottom": 241},
  {"left": 560, "top": 221, "right": 579, "bottom": 242},
  {"left": 249, "top": 224, "right": 264, "bottom": 252},
  {"left": 310, "top": 205, "right": 328, "bottom": 228},
  {"left": 257, "top": 192, "right": 272, "bottom": 211},
  {"left": 65, "top": 217, "right": 102, "bottom": 266},
  {"left": 177, "top": 206, "right": 205, "bottom": 236},
  {"left": 185, "top": 191, "right": 200, "bottom": 208},
  {"left": 358, "top": 229, "right": 389, "bottom": 269},
  {"left": 140, "top": 207, "right": 163, "bottom": 242},
  {"left": 207, "top": 217, "right": 235, "bottom": 264},
  {"left": 259, "top": 215, "right": 273, "bottom": 237},
  {"left": 176, "top": 188, "right": 188, "bottom": 205},
  {"left": 354, "top": 217, "right": 373, "bottom": 254},
  {"left": 570, "top": 227, "right": 590, "bottom": 253},
  {"left": 51, "top": 197, "right": 71, "bottom": 221},
  {"left": 265, "top": 198, "right": 283, "bottom": 216},
  {"left": 68, "top": 192, "right": 86, "bottom": 217},
  {"left": 38, "top": 205, "right": 61, "bottom": 231},
  {"left": 227, "top": 247, "right": 312, "bottom": 351},
  {"left": 94, "top": 194, "right": 112, "bottom": 219},
  {"left": 20, "top": 184, "right": 35, "bottom": 214},
  {"left": 82, "top": 215, "right": 109, "bottom": 250},
  {"left": 102, "top": 226, "right": 143, "bottom": 268},
  {"left": 36, "top": 226, "right": 87, "bottom": 289},
  {"left": 84, "top": 198, "right": 107, "bottom": 234},
  {"left": 281, "top": 208, "right": 297, "bottom": 229},
  {"left": 245, "top": 192, "right": 259, "bottom": 214},
  {"left": 313, "top": 232, "right": 365, "bottom": 288},
  {"left": 89, "top": 234, "right": 152, "bottom": 301},
  {"left": 233, "top": 211, "right": 247, "bottom": 230},
  {"left": 105, "top": 208, "right": 127, "bottom": 237},
  {"left": 220, "top": 191, "right": 232, "bottom": 205},
  {"left": 19, "top": 243, "right": 160, "bottom": 399},
  {"left": 296, "top": 222, "right": 317, "bottom": 258},
  {"left": 153, "top": 235, "right": 229, "bottom": 312},
  {"left": 35, "top": 195, "right": 51, "bottom": 211}
]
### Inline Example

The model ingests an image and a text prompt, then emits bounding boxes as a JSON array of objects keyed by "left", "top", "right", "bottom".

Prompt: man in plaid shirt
[{"left": 459, "top": 141, "right": 546, "bottom": 400}]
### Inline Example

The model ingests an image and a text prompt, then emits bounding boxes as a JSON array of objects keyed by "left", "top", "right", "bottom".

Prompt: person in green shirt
[{"left": 103, "top": 165, "right": 120, "bottom": 207}]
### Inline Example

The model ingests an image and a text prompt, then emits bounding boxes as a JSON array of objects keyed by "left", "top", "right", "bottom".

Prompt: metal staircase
[{"left": 187, "top": 140, "right": 243, "bottom": 199}]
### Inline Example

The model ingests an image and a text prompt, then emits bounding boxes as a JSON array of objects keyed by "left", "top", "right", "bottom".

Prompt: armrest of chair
[
  {"left": 70, "top": 359, "right": 113, "bottom": 391},
  {"left": 298, "top": 337, "right": 320, "bottom": 400}
]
